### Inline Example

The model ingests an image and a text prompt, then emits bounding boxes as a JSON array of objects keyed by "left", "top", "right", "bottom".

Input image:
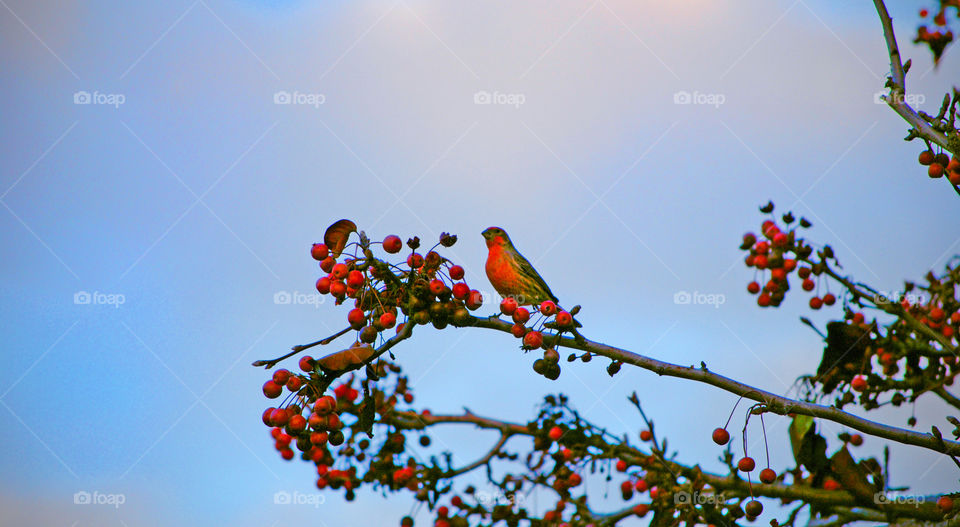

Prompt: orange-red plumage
[{"left": 482, "top": 227, "right": 557, "bottom": 306}]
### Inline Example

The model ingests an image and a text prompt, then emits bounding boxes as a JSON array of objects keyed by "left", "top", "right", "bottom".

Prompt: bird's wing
[{"left": 514, "top": 252, "right": 559, "bottom": 303}]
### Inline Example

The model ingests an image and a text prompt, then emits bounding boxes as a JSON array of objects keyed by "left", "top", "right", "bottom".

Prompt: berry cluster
[
  {"left": 740, "top": 202, "right": 837, "bottom": 310},
  {"left": 496, "top": 297, "right": 580, "bottom": 380},
  {"left": 311, "top": 222, "right": 483, "bottom": 341},
  {"left": 916, "top": 3, "right": 959, "bottom": 64},
  {"left": 918, "top": 149, "right": 960, "bottom": 184}
]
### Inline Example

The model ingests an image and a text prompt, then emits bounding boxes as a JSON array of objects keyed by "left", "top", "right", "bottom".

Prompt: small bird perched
[{"left": 482, "top": 226, "right": 558, "bottom": 306}]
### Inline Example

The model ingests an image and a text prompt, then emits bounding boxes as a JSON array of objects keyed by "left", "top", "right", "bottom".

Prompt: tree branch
[
  {"left": 464, "top": 315, "right": 960, "bottom": 457},
  {"left": 872, "top": 0, "right": 958, "bottom": 156}
]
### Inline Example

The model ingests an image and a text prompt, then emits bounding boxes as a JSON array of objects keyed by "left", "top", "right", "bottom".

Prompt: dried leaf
[
  {"left": 324, "top": 219, "right": 357, "bottom": 257},
  {"left": 316, "top": 343, "right": 375, "bottom": 372}
]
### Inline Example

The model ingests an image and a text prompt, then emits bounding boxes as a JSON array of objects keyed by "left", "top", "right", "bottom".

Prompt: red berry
[
  {"left": 523, "top": 331, "right": 543, "bottom": 349},
  {"left": 451, "top": 282, "right": 470, "bottom": 300},
  {"left": 286, "top": 376, "right": 303, "bottom": 391},
  {"left": 616, "top": 459, "right": 628, "bottom": 472},
  {"left": 272, "top": 369, "right": 291, "bottom": 385},
  {"left": 500, "top": 297, "right": 518, "bottom": 315},
  {"left": 539, "top": 301, "right": 557, "bottom": 315},
  {"left": 712, "top": 428, "right": 730, "bottom": 445},
  {"left": 316, "top": 276, "right": 331, "bottom": 294},
  {"left": 801, "top": 278, "right": 815, "bottom": 291},
  {"left": 759, "top": 468, "right": 776, "bottom": 484},
  {"left": 822, "top": 293, "right": 836, "bottom": 306},
  {"left": 783, "top": 259, "right": 797, "bottom": 272},
  {"left": 556, "top": 311, "right": 573, "bottom": 328},
  {"left": 263, "top": 380, "right": 282, "bottom": 399},
  {"left": 288, "top": 414, "right": 307, "bottom": 432},
  {"left": 851, "top": 375, "right": 868, "bottom": 392},
  {"left": 347, "top": 270, "right": 365, "bottom": 288},
  {"left": 299, "top": 355, "right": 315, "bottom": 372},
  {"left": 738, "top": 457, "right": 756, "bottom": 472},
  {"left": 938, "top": 496, "right": 954, "bottom": 513},
  {"left": 448, "top": 265, "right": 464, "bottom": 280},
  {"left": 280, "top": 448, "right": 294, "bottom": 460},
  {"left": 329, "top": 280, "right": 347, "bottom": 297},
  {"left": 747, "top": 281, "right": 760, "bottom": 294},
  {"left": 633, "top": 504, "right": 649, "bottom": 517},
  {"left": 450, "top": 495, "right": 463, "bottom": 508},
  {"left": 929, "top": 163, "right": 945, "bottom": 178},
  {"left": 382, "top": 235, "right": 403, "bottom": 253},
  {"left": 311, "top": 243, "right": 329, "bottom": 261},
  {"left": 510, "top": 323, "right": 526, "bottom": 338},
  {"left": 548, "top": 426, "right": 563, "bottom": 441},
  {"left": 919, "top": 150, "right": 935, "bottom": 165},
  {"left": 512, "top": 307, "right": 530, "bottom": 324},
  {"left": 314, "top": 396, "right": 336, "bottom": 415},
  {"left": 437, "top": 506, "right": 449, "bottom": 518},
  {"left": 745, "top": 499, "right": 763, "bottom": 518},
  {"left": 332, "top": 263, "right": 349, "bottom": 279},
  {"left": 809, "top": 296, "right": 823, "bottom": 310},
  {"left": 757, "top": 293, "right": 771, "bottom": 307},
  {"left": 635, "top": 479, "right": 648, "bottom": 492},
  {"left": 465, "top": 290, "right": 483, "bottom": 310},
  {"left": 823, "top": 478, "right": 840, "bottom": 491},
  {"left": 920, "top": 8, "right": 929, "bottom": 18},
  {"left": 348, "top": 308, "right": 366, "bottom": 329},
  {"left": 270, "top": 408, "right": 290, "bottom": 426},
  {"left": 772, "top": 232, "right": 788, "bottom": 247},
  {"left": 407, "top": 253, "right": 424, "bottom": 268},
  {"left": 798, "top": 267, "right": 811, "bottom": 279},
  {"left": 379, "top": 312, "right": 397, "bottom": 329},
  {"left": 262, "top": 408, "right": 275, "bottom": 426},
  {"left": 620, "top": 480, "right": 634, "bottom": 500},
  {"left": 949, "top": 171, "right": 960, "bottom": 185},
  {"left": 429, "top": 279, "right": 446, "bottom": 296},
  {"left": 849, "top": 433, "right": 863, "bottom": 446},
  {"left": 640, "top": 430, "right": 653, "bottom": 442},
  {"left": 753, "top": 254, "right": 768, "bottom": 269},
  {"left": 320, "top": 256, "right": 336, "bottom": 273}
]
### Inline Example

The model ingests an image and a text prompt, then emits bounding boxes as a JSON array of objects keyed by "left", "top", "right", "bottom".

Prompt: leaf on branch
[
  {"left": 324, "top": 219, "right": 357, "bottom": 257},
  {"left": 829, "top": 447, "right": 875, "bottom": 503},
  {"left": 359, "top": 394, "right": 376, "bottom": 437},
  {"left": 790, "top": 415, "right": 829, "bottom": 477},
  {"left": 316, "top": 342, "right": 376, "bottom": 373}
]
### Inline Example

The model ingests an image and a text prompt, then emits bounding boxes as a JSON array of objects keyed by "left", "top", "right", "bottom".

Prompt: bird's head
[{"left": 481, "top": 226, "right": 512, "bottom": 248}]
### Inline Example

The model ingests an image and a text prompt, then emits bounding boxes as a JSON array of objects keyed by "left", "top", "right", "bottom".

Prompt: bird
[{"left": 482, "top": 226, "right": 558, "bottom": 307}]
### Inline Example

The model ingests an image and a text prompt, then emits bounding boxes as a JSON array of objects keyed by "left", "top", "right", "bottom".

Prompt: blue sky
[{"left": 1, "top": 0, "right": 958, "bottom": 525}]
